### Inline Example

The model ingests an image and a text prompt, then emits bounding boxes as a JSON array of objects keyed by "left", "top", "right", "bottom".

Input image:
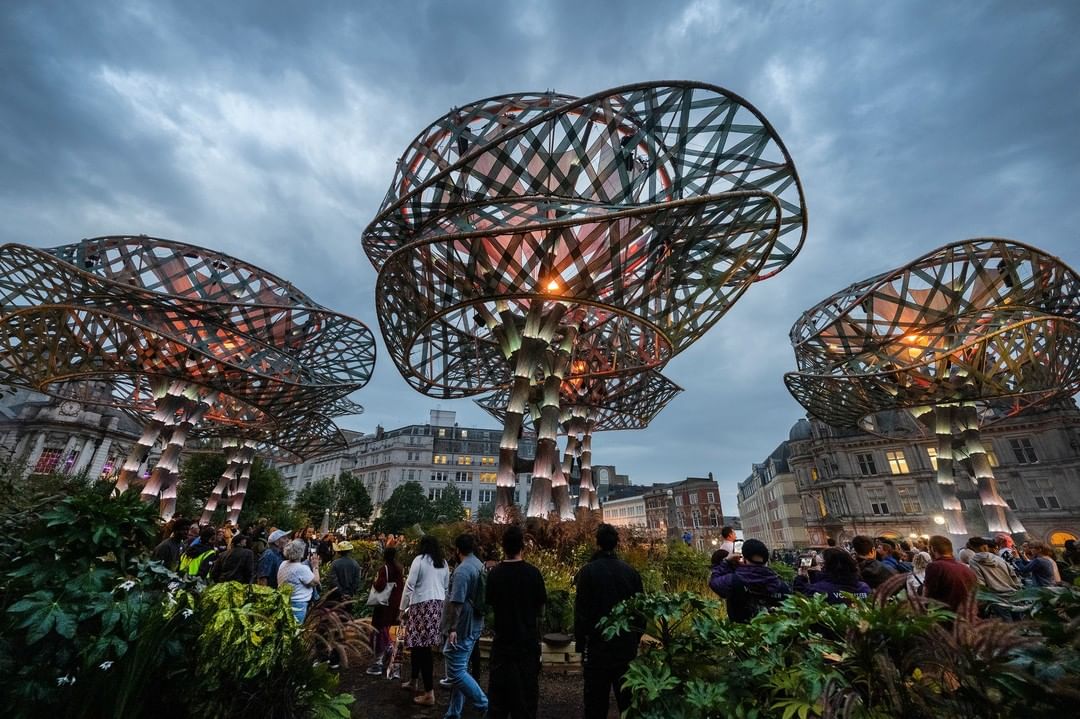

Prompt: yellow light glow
[{"left": 546, "top": 279, "right": 561, "bottom": 292}]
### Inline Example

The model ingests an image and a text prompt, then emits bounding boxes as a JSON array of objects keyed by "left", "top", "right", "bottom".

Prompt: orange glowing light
[{"left": 546, "top": 279, "right": 561, "bottom": 292}]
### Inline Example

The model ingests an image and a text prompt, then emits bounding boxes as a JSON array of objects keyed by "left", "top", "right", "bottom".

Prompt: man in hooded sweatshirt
[
  {"left": 709, "top": 538, "right": 790, "bottom": 623},
  {"left": 966, "top": 536, "right": 1022, "bottom": 619}
]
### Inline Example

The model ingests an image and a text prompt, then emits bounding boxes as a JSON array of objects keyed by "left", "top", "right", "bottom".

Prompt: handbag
[{"left": 366, "top": 566, "right": 396, "bottom": 606}]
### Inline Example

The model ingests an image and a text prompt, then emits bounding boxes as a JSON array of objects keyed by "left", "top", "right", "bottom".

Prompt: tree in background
[
  {"left": 293, "top": 472, "right": 373, "bottom": 531},
  {"left": 175, "top": 453, "right": 292, "bottom": 528},
  {"left": 427, "top": 487, "right": 467, "bottom": 523},
  {"left": 476, "top": 501, "right": 495, "bottom": 522},
  {"left": 374, "top": 481, "right": 430, "bottom": 534}
]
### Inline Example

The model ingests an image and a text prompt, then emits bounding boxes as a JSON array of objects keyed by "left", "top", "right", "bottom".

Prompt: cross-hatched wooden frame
[{"left": 784, "top": 238, "right": 1080, "bottom": 429}]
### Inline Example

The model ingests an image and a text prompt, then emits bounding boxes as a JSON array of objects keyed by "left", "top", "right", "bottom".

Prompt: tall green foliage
[
  {"left": 374, "top": 481, "right": 430, "bottom": 533},
  {"left": 293, "top": 472, "right": 373, "bottom": 529},
  {"left": 428, "top": 486, "right": 467, "bottom": 523}
]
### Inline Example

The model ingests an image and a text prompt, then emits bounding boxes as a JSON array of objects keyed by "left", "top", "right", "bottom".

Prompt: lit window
[
  {"left": 986, "top": 449, "right": 1000, "bottom": 467},
  {"left": 926, "top": 447, "right": 938, "bottom": 471},
  {"left": 856, "top": 454, "right": 877, "bottom": 476},
  {"left": 33, "top": 448, "right": 63, "bottom": 474},
  {"left": 480, "top": 456, "right": 496, "bottom": 466},
  {"left": 479, "top": 472, "right": 497, "bottom": 483},
  {"left": 810, "top": 467, "right": 819, "bottom": 482},
  {"left": 457, "top": 456, "right": 472, "bottom": 465},
  {"left": 438, "top": 428, "right": 447, "bottom": 437},
  {"left": 460, "top": 430, "right": 468, "bottom": 438},
  {"left": 886, "top": 450, "right": 909, "bottom": 474},
  {"left": 100, "top": 455, "right": 118, "bottom": 477},
  {"left": 434, "top": 455, "right": 449, "bottom": 464},
  {"left": 1009, "top": 438, "right": 1038, "bottom": 464}
]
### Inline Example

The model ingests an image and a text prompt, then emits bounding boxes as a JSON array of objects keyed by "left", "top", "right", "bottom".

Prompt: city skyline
[{"left": 2, "top": 1, "right": 1079, "bottom": 512}]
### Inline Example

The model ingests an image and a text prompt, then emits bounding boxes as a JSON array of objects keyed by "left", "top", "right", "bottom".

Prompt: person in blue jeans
[{"left": 441, "top": 533, "right": 488, "bottom": 719}]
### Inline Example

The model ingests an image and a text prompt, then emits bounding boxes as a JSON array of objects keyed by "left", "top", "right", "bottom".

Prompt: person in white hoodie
[
  {"left": 399, "top": 534, "right": 450, "bottom": 706},
  {"left": 967, "top": 537, "right": 1023, "bottom": 620}
]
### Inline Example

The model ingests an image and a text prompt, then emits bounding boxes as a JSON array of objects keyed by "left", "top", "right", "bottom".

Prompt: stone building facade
[
  {"left": 785, "top": 401, "right": 1080, "bottom": 548},
  {"left": 0, "top": 384, "right": 144, "bottom": 481},
  {"left": 737, "top": 442, "right": 810, "bottom": 548},
  {"left": 278, "top": 410, "right": 538, "bottom": 517},
  {"left": 601, "top": 486, "right": 648, "bottom": 530}
]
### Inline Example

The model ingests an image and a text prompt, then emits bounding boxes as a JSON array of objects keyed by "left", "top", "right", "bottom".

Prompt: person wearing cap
[
  {"left": 709, "top": 538, "right": 790, "bottom": 623},
  {"left": 257, "top": 528, "right": 290, "bottom": 588},
  {"left": 327, "top": 540, "right": 362, "bottom": 600}
]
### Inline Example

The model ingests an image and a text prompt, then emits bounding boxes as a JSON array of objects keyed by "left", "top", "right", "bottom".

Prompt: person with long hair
[
  {"left": 367, "top": 545, "right": 405, "bottom": 676},
  {"left": 398, "top": 535, "right": 450, "bottom": 705},
  {"left": 793, "top": 547, "right": 871, "bottom": 605}
]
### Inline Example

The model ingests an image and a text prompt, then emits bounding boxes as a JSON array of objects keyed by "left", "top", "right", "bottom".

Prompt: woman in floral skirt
[{"left": 399, "top": 534, "right": 450, "bottom": 706}]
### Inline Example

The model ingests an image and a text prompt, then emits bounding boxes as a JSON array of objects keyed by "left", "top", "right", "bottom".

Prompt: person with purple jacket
[
  {"left": 709, "top": 539, "right": 791, "bottom": 623},
  {"left": 793, "top": 548, "right": 871, "bottom": 605}
]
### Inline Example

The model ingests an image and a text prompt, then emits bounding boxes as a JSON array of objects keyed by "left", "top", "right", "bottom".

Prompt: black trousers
[
  {"left": 487, "top": 650, "right": 540, "bottom": 719},
  {"left": 583, "top": 662, "right": 631, "bottom": 719}
]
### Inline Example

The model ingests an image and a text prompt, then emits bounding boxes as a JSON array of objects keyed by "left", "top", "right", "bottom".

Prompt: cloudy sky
[{"left": 3, "top": 1, "right": 1078, "bottom": 513}]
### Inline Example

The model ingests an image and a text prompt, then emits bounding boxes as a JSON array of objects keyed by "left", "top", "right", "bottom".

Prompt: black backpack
[
  {"left": 470, "top": 565, "right": 489, "bottom": 617},
  {"left": 727, "top": 574, "right": 784, "bottom": 623}
]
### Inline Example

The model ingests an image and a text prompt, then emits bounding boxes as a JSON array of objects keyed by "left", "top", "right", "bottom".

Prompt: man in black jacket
[
  {"left": 852, "top": 534, "right": 896, "bottom": 589},
  {"left": 574, "top": 523, "right": 643, "bottom": 719}
]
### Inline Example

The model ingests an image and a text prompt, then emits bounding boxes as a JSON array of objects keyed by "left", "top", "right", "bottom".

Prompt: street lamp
[{"left": 933, "top": 514, "right": 945, "bottom": 526}]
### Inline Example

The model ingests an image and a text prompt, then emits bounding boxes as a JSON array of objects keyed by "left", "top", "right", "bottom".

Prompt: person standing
[
  {"left": 152, "top": 518, "right": 190, "bottom": 572},
  {"left": 256, "top": 529, "right": 290, "bottom": 588},
  {"left": 441, "top": 533, "right": 489, "bottom": 719},
  {"left": 792, "top": 547, "right": 871, "bottom": 605},
  {"left": 876, "top": 538, "right": 912, "bottom": 573},
  {"left": 924, "top": 535, "right": 977, "bottom": 613},
  {"left": 486, "top": 525, "right": 546, "bottom": 719},
  {"left": 367, "top": 546, "right": 405, "bottom": 676},
  {"left": 574, "top": 524, "right": 643, "bottom": 719},
  {"left": 718, "top": 526, "right": 738, "bottom": 555},
  {"left": 966, "top": 536, "right": 1022, "bottom": 619},
  {"left": 326, "top": 540, "right": 362, "bottom": 599},
  {"left": 852, "top": 535, "right": 896, "bottom": 589},
  {"left": 210, "top": 533, "right": 255, "bottom": 583},
  {"left": 277, "top": 539, "right": 321, "bottom": 623},
  {"left": 1014, "top": 542, "right": 1062, "bottom": 587},
  {"left": 709, "top": 538, "right": 791, "bottom": 621},
  {"left": 399, "top": 535, "right": 450, "bottom": 706}
]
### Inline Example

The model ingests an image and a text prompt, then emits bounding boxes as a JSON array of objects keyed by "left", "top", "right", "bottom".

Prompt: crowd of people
[
  {"left": 147, "top": 515, "right": 1079, "bottom": 719},
  {"left": 709, "top": 528, "right": 1079, "bottom": 624}
]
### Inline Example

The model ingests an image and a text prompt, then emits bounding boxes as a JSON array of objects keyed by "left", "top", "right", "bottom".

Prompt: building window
[
  {"left": 810, "top": 467, "right": 819, "bottom": 482},
  {"left": 926, "top": 447, "right": 938, "bottom": 471},
  {"left": 707, "top": 491, "right": 715, "bottom": 503},
  {"left": 897, "top": 485, "right": 921, "bottom": 514},
  {"left": 407, "top": 469, "right": 415, "bottom": 481},
  {"left": 1027, "top": 477, "right": 1060, "bottom": 509},
  {"left": 457, "top": 456, "right": 472, "bottom": 465},
  {"left": 856, "top": 453, "right": 877, "bottom": 476},
  {"left": 100, "top": 455, "right": 118, "bottom": 477},
  {"left": 459, "top": 489, "right": 472, "bottom": 502},
  {"left": 455, "top": 471, "right": 471, "bottom": 483},
  {"left": 34, "top": 448, "right": 63, "bottom": 474},
  {"left": 885, "top": 450, "right": 909, "bottom": 475},
  {"left": 460, "top": 430, "right": 468, "bottom": 439},
  {"left": 478, "top": 472, "right": 497, "bottom": 483},
  {"left": 434, "top": 454, "right": 449, "bottom": 464},
  {"left": 437, "top": 428, "right": 447, "bottom": 437},
  {"left": 431, "top": 471, "right": 448, "bottom": 482},
  {"left": 478, "top": 489, "right": 494, "bottom": 504},
  {"left": 675, "top": 495, "right": 684, "bottom": 506},
  {"left": 1009, "top": 438, "right": 1038, "bottom": 464},
  {"left": 867, "top": 487, "right": 890, "bottom": 515},
  {"left": 987, "top": 449, "right": 999, "bottom": 467},
  {"left": 689, "top": 493, "right": 699, "bottom": 505},
  {"left": 480, "top": 456, "right": 496, "bottom": 466},
  {"left": 997, "top": 479, "right": 1017, "bottom": 510}
]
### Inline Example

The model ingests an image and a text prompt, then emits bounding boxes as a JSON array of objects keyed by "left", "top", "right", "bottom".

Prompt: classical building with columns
[
  {"left": 0, "top": 384, "right": 146, "bottom": 480},
  {"left": 785, "top": 400, "right": 1080, "bottom": 549}
]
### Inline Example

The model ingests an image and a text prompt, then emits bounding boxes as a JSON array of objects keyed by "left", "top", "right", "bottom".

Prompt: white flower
[
  {"left": 181, "top": 608, "right": 194, "bottom": 619},
  {"left": 56, "top": 675, "right": 76, "bottom": 686},
  {"left": 167, "top": 581, "right": 180, "bottom": 591},
  {"left": 98, "top": 661, "right": 114, "bottom": 671},
  {"left": 117, "top": 580, "right": 137, "bottom": 592}
]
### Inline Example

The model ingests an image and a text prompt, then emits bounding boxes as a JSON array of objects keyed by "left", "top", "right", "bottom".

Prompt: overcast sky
[{"left": 3, "top": 1, "right": 1078, "bottom": 514}]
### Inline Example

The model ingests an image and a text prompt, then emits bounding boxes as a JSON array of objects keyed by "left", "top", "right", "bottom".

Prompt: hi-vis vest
[{"left": 179, "top": 549, "right": 214, "bottom": 576}]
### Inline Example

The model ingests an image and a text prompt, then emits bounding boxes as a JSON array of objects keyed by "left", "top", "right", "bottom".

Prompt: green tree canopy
[
  {"left": 292, "top": 472, "right": 373, "bottom": 531},
  {"left": 374, "top": 481, "right": 430, "bottom": 534},
  {"left": 176, "top": 453, "right": 228, "bottom": 521},
  {"left": 427, "top": 488, "right": 467, "bottom": 524}
]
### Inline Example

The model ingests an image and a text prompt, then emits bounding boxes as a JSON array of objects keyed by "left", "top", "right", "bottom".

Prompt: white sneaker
[{"left": 439, "top": 677, "right": 454, "bottom": 688}]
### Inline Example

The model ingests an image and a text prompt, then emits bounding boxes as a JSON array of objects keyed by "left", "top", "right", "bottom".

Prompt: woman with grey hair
[
  {"left": 906, "top": 551, "right": 932, "bottom": 596},
  {"left": 277, "top": 538, "right": 321, "bottom": 623}
]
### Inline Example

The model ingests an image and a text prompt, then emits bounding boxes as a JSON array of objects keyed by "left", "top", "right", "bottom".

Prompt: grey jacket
[{"left": 969, "top": 552, "right": 1022, "bottom": 594}]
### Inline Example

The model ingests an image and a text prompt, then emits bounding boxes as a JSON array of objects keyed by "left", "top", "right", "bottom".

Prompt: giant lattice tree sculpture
[
  {"left": 785, "top": 238, "right": 1080, "bottom": 538},
  {"left": 364, "top": 82, "right": 806, "bottom": 521},
  {"left": 0, "top": 235, "right": 375, "bottom": 518}
]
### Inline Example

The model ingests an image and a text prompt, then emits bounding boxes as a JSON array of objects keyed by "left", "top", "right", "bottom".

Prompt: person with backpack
[
  {"left": 366, "top": 546, "right": 405, "bottom": 676},
  {"left": 709, "top": 538, "right": 790, "bottom": 623},
  {"left": 440, "top": 533, "right": 489, "bottom": 719}
]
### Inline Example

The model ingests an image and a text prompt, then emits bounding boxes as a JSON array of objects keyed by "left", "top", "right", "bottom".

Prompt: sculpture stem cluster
[{"left": 365, "top": 82, "right": 805, "bottom": 520}]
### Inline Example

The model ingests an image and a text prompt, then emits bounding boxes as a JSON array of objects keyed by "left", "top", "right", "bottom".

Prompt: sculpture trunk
[
  {"left": 226, "top": 443, "right": 258, "bottom": 525},
  {"left": 116, "top": 382, "right": 185, "bottom": 492},
  {"left": 959, "top": 401, "right": 1025, "bottom": 534},
  {"left": 200, "top": 440, "right": 240, "bottom": 525},
  {"left": 577, "top": 413, "right": 596, "bottom": 510},
  {"left": 529, "top": 320, "right": 577, "bottom": 519},
  {"left": 934, "top": 405, "right": 967, "bottom": 538},
  {"left": 144, "top": 398, "right": 211, "bottom": 519}
]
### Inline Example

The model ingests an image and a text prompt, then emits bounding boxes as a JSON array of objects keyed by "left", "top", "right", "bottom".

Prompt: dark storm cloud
[{"left": 3, "top": 0, "right": 1079, "bottom": 513}]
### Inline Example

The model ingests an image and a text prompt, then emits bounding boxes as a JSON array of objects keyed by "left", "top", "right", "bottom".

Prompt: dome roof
[{"left": 788, "top": 418, "right": 812, "bottom": 441}]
